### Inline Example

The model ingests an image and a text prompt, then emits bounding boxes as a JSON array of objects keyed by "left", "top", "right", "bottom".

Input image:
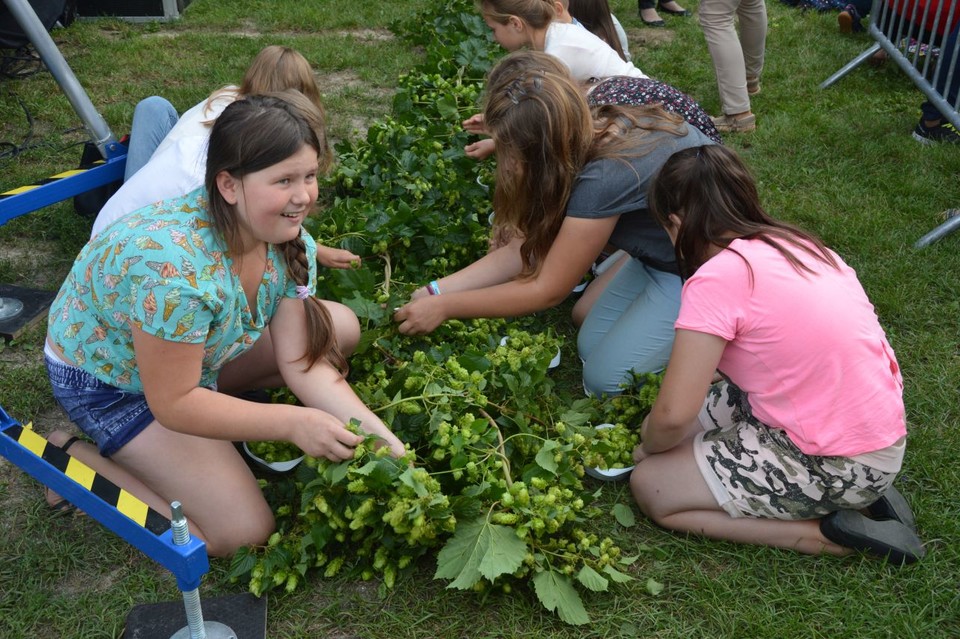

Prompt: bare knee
[
  {"left": 629, "top": 461, "right": 670, "bottom": 525},
  {"left": 199, "top": 506, "right": 275, "bottom": 557}
]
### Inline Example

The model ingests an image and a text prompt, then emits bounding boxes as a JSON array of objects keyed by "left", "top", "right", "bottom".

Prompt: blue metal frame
[
  {"left": 0, "top": 0, "right": 128, "bottom": 227},
  {"left": 0, "top": 150, "right": 126, "bottom": 226},
  {"left": 0, "top": 405, "right": 209, "bottom": 591}
]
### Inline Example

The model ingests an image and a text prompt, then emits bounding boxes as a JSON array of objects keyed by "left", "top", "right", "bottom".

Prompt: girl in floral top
[{"left": 44, "top": 93, "right": 404, "bottom": 556}]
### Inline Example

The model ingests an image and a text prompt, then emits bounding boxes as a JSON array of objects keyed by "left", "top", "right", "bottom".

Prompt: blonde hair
[
  {"left": 481, "top": 0, "right": 555, "bottom": 28},
  {"left": 202, "top": 46, "right": 331, "bottom": 171}
]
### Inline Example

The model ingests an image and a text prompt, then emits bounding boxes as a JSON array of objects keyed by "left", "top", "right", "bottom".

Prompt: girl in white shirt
[{"left": 480, "top": 0, "right": 648, "bottom": 82}]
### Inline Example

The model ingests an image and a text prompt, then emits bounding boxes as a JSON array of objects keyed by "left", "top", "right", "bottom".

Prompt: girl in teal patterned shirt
[{"left": 44, "top": 93, "right": 404, "bottom": 556}]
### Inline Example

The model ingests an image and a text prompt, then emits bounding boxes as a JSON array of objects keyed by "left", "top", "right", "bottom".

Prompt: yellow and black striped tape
[
  {"left": 0, "top": 166, "right": 99, "bottom": 200},
  {"left": 7, "top": 423, "right": 169, "bottom": 535}
]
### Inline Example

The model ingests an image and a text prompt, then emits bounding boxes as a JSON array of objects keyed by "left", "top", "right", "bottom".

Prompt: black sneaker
[
  {"left": 913, "top": 120, "right": 960, "bottom": 144},
  {"left": 820, "top": 510, "right": 925, "bottom": 565}
]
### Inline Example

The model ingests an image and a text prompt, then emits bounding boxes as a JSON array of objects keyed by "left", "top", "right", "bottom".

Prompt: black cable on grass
[
  {"left": 0, "top": 46, "right": 42, "bottom": 80},
  {"left": 0, "top": 45, "right": 100, "bottom": 167},
  {"left": 0, "top": 91, "right": 88, "bottom": 162}
]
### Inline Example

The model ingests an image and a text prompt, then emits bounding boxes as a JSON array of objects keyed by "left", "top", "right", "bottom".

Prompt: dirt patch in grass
[
  {"left": 629, "top": 26, "right": 678, "bottom": 50},
  {"left": 143, "top": 27, "right": 396, "bottom": 41}
]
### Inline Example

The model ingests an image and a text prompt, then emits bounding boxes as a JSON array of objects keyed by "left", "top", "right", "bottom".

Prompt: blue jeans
[
  {"left": 45, "top": 355, "right": 155, "bottom": 456},
  {"left": 577, "top": 258, "right": 681, "bottom": 396},
  {"left": 124, "top": 96, "right": 179, "bottom": 181}
]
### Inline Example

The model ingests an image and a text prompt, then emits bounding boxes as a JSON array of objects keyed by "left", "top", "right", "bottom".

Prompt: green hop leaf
[
  {"left": 612, "top": 503, "right": 636, "bottom": 528},
  {"left": 575, "top": 564, "right": 609, "bottom": 593},
  {"left": 435, "top": 516, "right": 527, "bottom": 588},
  {"left": 645, "top": 578, "right": 665, "bottom": 596},
  {"left": 532, "top": 570, "right": 590, "bottom": 626}
]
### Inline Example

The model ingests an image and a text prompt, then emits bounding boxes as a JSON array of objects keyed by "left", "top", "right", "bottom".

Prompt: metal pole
[
  {"left": 915, "top": 211, "right": 960, "bottom": 248},
  {"left": 2, "top": 0, "right": 122, "bottom": 159},
  {"left": 169, "top": 502, "right": 238, "bottom": 639}
]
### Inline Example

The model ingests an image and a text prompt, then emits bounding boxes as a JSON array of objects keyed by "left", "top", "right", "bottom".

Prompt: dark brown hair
[
  {"left": 205, "top": 94, "right": 344, "bottom": 372},
  {"left": 648, "top": 144, "right": 839, "bottom": 280},
  {"left": 567, "top": 0, "right": 627, "bottom": 61}
]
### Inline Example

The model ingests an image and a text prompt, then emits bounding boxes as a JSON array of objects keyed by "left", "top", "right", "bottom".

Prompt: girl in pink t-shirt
[{"left": 629, "top": 144, "right": 924, "bottom": 565}]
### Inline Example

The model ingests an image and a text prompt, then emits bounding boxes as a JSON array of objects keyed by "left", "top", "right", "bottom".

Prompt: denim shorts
[{"left": 45, "top": 355, "right": 155, "bottom": 456}]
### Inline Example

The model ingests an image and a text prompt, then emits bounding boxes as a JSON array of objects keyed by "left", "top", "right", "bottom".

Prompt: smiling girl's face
[{"left": 217, "top": 143, "right": 319, "bottom": 249}]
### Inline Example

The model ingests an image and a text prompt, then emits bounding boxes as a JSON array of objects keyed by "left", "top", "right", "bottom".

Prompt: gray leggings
[{"left": 577, "top": 257, "right": 681, "bottom": 397}]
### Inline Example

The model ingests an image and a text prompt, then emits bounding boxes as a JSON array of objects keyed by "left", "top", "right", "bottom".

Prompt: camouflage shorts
[{"left": 694, "top": 382, "right": 895, "bottom": 520}]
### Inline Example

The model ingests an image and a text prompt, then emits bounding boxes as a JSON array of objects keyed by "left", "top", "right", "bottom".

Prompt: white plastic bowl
[
  {"left": 242, "top": 442, "right": 305, "bottom": 473},
  {"left": 499, "top": 335, "right": 561, "bottom": 369},
  {"left": 584, "top": 423, "right": 634, "bottom": 482}
]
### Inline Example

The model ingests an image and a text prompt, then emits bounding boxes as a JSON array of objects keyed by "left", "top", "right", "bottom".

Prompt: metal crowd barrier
[{"left": 821, "top": 0, "right": 959, "bottom": 247}]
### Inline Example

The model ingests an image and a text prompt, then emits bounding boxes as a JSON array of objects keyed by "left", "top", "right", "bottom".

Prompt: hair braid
[{"left": 282, "top": 235, "right": 346, "bottom": 373}]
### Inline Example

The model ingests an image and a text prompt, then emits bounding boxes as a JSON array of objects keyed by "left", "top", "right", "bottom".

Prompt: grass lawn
[{"left": 1, "top": 0, "right": 959, "bottom": 637}]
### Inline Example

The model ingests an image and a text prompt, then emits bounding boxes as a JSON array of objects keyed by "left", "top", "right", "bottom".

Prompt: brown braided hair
[{"left": 205, "top": 94, "right": 345, "bottom": 372}]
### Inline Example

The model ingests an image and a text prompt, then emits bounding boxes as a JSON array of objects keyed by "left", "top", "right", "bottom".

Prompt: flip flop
[
  {"left": 866, "top": 485, "right": 917, "bottom": 531},
  {"left": 47, "top": 492, "right": 79, "bottom": 516},
  {"left": 820, "top": 510, "right": 925, "bottom": 565}
]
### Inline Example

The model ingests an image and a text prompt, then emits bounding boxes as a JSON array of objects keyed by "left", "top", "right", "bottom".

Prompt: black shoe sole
[
  {"left": 866, "top": 485, "right": 917, "bottom": 531},
  {"left": 820, "top": 510, "right": 925, "bottom": 565}
]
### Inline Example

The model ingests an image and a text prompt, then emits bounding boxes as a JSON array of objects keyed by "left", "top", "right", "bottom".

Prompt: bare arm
[
  {"left": 394, "top": 215, "right": 617, "bottom": 334},
  {"left": 462, "top": 113, "right": 488, "bottom": 135},
  {"left": 133, "top": 323, "right": 365, "bottom": 461},
  {"left": 465, "top": 138, "right": 496, "bottom": 161},
  {"left": 271, "top": 297, "right": 405, "bottom": 456},
  {"left": 634, "top": 329, "right": 727, "bottom": 461},
  {"left": 462, "top": 115, "right": 496, "bottom": 160}
]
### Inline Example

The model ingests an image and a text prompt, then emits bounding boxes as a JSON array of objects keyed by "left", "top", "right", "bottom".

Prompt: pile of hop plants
[{"left": 228, "top": 0, "right": 662, "bottom": 624}]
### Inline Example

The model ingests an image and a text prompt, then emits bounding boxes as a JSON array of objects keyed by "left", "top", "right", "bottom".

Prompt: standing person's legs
[
  {"left": 639, "top": 0, "right": 664, "bottom": 25},
  {"left": 737, "top": 0, "right": 767, "bottom": 90},
  {"left": 124, "top": 96, "right": 179, "bottom": 181},
  {"left": 699, "top": 0, "right": 751, "bottom": 116},
  {"left": 577, "top": 259, "right": 680, "bottom": 397}
]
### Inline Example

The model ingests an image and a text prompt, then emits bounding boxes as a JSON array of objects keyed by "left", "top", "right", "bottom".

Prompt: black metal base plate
[
  {"left": 122, "top": 593, "right": 267, "bottom": 639},
  {"left": 0, "top": 284, "right": 55, "bottom": 341}
]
